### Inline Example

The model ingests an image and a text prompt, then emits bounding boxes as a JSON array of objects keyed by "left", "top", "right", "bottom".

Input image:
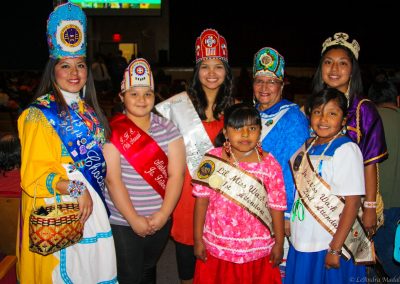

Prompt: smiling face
[
  {"left": 253, "top": 75, "right": 283, "bottom": 111},
  {"left": 120, "top": 86, "right": 155, "bottom": 119},
  {"left": 54, "top": 57, "right": 87, "bottom": 93},
  {"left": 310, "top": 98, "right": 346, "bottom": 144},
  {"left": 198, "top": 58, "right": 226, "bottom": 92},
  {"left": 321, "top": 48, "right": 352, "bottom": 93}
]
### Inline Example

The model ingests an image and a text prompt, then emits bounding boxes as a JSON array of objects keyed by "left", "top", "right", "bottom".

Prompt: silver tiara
[{"left": 321, "top": 32, "right": 360, "bottom": 59}]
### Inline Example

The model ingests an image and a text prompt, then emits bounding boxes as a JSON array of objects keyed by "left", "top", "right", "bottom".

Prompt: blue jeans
[{"left": 374, "top": 207, "right": 400, "bottom": 279}]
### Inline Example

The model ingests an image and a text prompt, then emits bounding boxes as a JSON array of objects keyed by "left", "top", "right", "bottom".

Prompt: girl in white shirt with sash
[{"left": 286, "top": 88, "right": 370, "bottom": 284}]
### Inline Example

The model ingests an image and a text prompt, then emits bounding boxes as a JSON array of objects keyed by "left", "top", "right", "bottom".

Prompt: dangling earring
[
  {"left": 309, "top": 128, "right": 316, "bottom": 138},
  {"left": 252, "top": 95, "right": 257, "bottom": 106},
  {"left": 340, "top": 125, "right": 347, "bottom": 135},
  {"left": 223, "top": 140, "right": 232, "bottom": 158},
  {"left": 79, "top": 85, "right": 86, "bottom": 99},
  {"left": 256, "top": 141, "right": 263, "bottom": 157}
]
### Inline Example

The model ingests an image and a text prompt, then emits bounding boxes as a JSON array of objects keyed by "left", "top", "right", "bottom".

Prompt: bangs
[{"left": 225, "top": 104, "right": 261, "bottom": 128}]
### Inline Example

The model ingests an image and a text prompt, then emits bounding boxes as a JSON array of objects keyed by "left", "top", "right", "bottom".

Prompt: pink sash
[{"left": 110, "top": 113, "right": 167, "bottom": 198}]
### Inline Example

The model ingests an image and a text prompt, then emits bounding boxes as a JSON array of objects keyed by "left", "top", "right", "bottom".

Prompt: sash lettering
[
  {"left": 156, "top": 92, "right": 214, "bottom": 177},
  {"left": 33, "top": 95, "right": 109, "bottom": 215},
  {"left": 192, "top": 154, "right": 273, "bottom": 234},
  {"left": 290, "top": 145, "right": 375, "bottom": 264},
  {"left": 110, "top": 113, "right": 167, "bottom": 198}
]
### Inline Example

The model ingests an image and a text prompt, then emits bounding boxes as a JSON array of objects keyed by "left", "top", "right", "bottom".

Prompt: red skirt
[{"left": 193, "top": 252, "right": 282, "bottom": 284}]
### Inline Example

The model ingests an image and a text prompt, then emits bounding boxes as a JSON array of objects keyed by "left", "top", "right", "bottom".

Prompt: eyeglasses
[{"left": 253, "top": 79, "right": 283, "bottom": 87}]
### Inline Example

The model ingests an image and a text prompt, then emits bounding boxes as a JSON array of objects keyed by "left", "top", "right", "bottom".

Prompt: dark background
[
  {"left": 1, "top": 0, "right": 398, "bottom": 70},
  {"left": 168, "top": 1, "right": 399, "bottom": 68}
]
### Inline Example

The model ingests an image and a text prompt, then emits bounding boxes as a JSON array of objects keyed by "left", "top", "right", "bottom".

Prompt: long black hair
[
  {"left": 312, "top": 45, "right": 363, "bottom": 101},
  {"left": 188, "top": 60, "right": 234, "bottom": 121},
  {"left": 34, "top": 58, "right": 111, "bottom": 138}
]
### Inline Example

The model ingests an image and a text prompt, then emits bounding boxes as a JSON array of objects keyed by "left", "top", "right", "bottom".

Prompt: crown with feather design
[{"left": 321, "top": 32, "right": 360, "bottom": 59}]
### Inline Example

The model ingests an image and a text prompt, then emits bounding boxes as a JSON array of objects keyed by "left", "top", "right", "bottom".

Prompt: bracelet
[
  {"left": 328, "top": 246, "right": 342, "bottom": 256},
  {"left": 67, "top": 180, "right": 87, "bottom": 198},
  {"left": 363, "top": 201, "right": 377, "bottom": 209}
]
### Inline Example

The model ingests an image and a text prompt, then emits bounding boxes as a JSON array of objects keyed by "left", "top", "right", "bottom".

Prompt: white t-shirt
[{"left": 290, "top": 137, "right": 365, "bottom": 252}]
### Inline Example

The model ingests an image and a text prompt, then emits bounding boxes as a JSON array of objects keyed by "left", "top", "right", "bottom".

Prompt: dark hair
[
  {"left": 34, "top": 58, "right": 111, "bottom": 138},
  {"left": 224, "top": 103, "right": 261, "bottom": 128},
  {"left": 0, "top": 134, "right": 21, "bottom": 174},
  {"left": 312, "top": 45, "right": 363, "bottom": 101},
  {"left": 306, "top": 87, "right": 348, "bottom": 118},
  {"left": 188, "top": 60, "right": 234, "bottom": 121},
  {"left": 215, "top": 103, "right": 261, "bottom": 146},
  {"left": 368, "top": 81, "right": 398, "bottom": 105}
]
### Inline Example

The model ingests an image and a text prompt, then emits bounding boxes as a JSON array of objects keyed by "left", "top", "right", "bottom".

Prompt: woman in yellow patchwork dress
[{"left": 17, "top": 3, "right": 117, "bottom": 283}]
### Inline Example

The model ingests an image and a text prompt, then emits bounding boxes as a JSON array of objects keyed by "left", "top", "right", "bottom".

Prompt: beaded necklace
[
  {"left": 230, "top": 147, "right": 261, "bottom": 168},
  {"left": 230, "top": 146, "right": 264, "bottom": 189},
  {"left": 304, "top": 131, "right": 342, "bottom": 174},
  {"left": 292, "top": 131, "right": 342, "bottom": 222}
]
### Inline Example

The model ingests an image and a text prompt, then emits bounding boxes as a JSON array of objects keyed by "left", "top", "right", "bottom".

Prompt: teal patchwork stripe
[
  {"left": 98, "top": 277, "right": 118, "bottom": 284},
  {"left": 61, "top": 143, "right": 69, "bottom": 157},
  {"left": 60, "top": 248, "right": 117, "bottom": 283},
  {"left": 79, "top": 230, "right": 113, "bottom": 244},
  {"left": 60, "top": 249, "right": 73, "bottom": 284},
  {"left": 46, "top": 173, "right": 56, "bottom": 195}
]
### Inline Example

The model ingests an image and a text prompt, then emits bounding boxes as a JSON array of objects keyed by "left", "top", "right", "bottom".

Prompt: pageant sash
[
  {"left": 110, "top": 113, "right": 167, "bottom": 198},
  {"left": 156, "top": 92, "right": 214, "bottom": 177},
  {"left": 259, "top": 103, "right": 294, "bottom": 142},
  {"left": 192, "top": 153, "right": 274, "bottom": 234},
  {"left": 32, "top": 96, "right": 109, "bottom": 214},
  {"left": 290, "top": 145, "right": 375, "bottom": 264}
]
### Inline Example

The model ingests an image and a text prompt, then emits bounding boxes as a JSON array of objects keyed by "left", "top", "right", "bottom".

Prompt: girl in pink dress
[{"left": 192, "top": 103, "right": 286, "bottom": 284}]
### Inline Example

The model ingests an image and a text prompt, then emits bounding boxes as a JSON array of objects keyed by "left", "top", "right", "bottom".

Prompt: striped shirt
[{"left": 106, "top": 113, "right": 182, "bottom": 226}]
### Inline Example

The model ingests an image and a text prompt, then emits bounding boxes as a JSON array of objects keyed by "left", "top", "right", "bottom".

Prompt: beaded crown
[
  {"left": 121, "top": 58, "right": 154, "bottom": 93},
  {"left": 47, "top": 3, "right": 86, "bottom": 59},
  {"left": 321, "top": 32, "right": 360, "bottom": 60},
  {"left": 195, "top": 29, "right": 228, "bottom": 63},
  {"left": 253, "top": 47, "right": 285, "bottom": 80}
]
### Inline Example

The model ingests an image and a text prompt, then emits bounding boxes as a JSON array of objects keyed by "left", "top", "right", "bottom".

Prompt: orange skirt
[{"left": 194, "top": 252, "right": 282, "bottom": 284}]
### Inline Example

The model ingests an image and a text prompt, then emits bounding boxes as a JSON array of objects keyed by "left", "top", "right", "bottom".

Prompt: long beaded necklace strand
[
  {"left": 230, "top": 147, "right": 261, "bottom": 168},
  {"left": 292, "top": 131, "right": 342, "bottom": 222},
  {"left": 230, "top": 146, "right": 263, "bottom": 188},
  {"left": 304, "top": 131, "right": 342, "bottom": 173}
]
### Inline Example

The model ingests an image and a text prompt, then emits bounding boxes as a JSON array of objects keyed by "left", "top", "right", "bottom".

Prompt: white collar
[{"left": 60, "top": 90, "right": 81, "bottom": 106}]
